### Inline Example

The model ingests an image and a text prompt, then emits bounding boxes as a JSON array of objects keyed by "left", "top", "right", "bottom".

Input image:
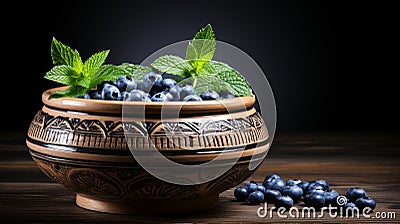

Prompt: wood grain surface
[{"left": 1, "top": 130, "right": 399, "bottom": 223}]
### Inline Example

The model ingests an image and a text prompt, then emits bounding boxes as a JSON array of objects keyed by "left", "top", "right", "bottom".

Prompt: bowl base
[{"left": 76, "top": 194, "right": 219, "bottom": 215}]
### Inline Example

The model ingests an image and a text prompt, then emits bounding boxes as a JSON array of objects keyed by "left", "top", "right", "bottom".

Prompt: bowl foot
[{"left": 76, "top": 193, "right": 219, "bottom": 215}]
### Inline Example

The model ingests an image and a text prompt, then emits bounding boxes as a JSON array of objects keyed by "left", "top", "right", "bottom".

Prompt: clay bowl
[{"left": 26, "top": 86, "right": 271, "bottom": 215}]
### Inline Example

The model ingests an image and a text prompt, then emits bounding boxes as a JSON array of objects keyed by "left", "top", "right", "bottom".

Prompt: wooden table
[{"left": 1, "top": 131, "right": 399, "bottom": 223}]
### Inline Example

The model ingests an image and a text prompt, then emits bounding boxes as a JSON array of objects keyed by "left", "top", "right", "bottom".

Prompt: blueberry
[
  {"left": 200, "top": 90, "right": 221, "bottom": 100},
  {"left": 234, "top": 187, "right": 249, "bottom": 201},
  {"left": 179, "top": 85, "right": 195, "bottom": 100},
  {"left": 116, "top": 75, "right": 137, "bottom": 92},
  {"left": 118, "top": 91, "right": 130, "bottom": 101},
  {"left": 264, "top": 189, "right": 282, "bottom": 203},
  {"left": 324, "top": 190, "right": 340, "bottom": 206},
  {"left": 274, "top": 195, "right": 294, "bottom": 210},
  {"left": 183, "top": 94, "right": 202, "bottom": 101},
  {"left": 256, "top": 184, "right": 266, "bottom": 194},
  {"left": 126, "top": 90, "right": 151, "bottom": 102},
  {"left": 286, "top": 179, "right": 302, "bottom": 186},
  {"left": 89, "top": 90, "right": 102, "bottom": 99},
  {"left": 263, "top": 173, "right": 281, "bottom": 184},
  {"left": 76, "top": 93, "right": 90, "bottom": 99},
  {"left": 151, "top": 92, "right": 168, "bottom": 102},
  {"left": 136, "top": 81, "right": 152, "bottom": 93},
  {"left": 97, "top": 81, "right": 117, "bottom": 91},
  {"left": 264, "top": 178, "right": 286, "bottom": 192},
  {"left": 248, "top": 191, "right": 265, "bottom": 204},
  {"left": 305, "top": 182, "right": 328, "bottom": 195},
  {"left": 244, "top": 181, "right": 258, "bottom": 193},
  {"left": 161, "top": 78, "right": 177, "bottom": 90},
  {"left": 167, "top": 86, "right": 181, "bottom": 101},
  {"left": 281, "top": 185, "right": 303, "bottom": 202},
  {"left": 143, "top": 72, "right": 164, "bottom": 95},
  {"left": 309, "top": 179, "right": 330, "bottom": 191},
  {"left": 297, "top": 181, "right": 310, "bottom": 194},
  {"left": 343, "top": 202, "right": 358, "bottom": 215},
  {"left": 219, "top": 89, "right": 236, "bottom": 99},
  {"left": 346, "top": 187, "right": 367, "bottom": 203},
  {"left": 101, "top": 83, "right": 121, "bottom": 100},
  {"left": 304, "top": 192, "right": 326, "bottom": 209},
  {"left": 355, "top": 196, "right": 376, "bottom": 211}
]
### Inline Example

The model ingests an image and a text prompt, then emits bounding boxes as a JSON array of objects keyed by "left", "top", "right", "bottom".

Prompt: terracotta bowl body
[{"left": 26, "top": 86, "right": 270, "bottom": 215}]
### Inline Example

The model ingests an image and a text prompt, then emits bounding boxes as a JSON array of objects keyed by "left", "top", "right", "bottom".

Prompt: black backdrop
[{"left": 4, "top": 0, "right": 397, "bottom": 133}]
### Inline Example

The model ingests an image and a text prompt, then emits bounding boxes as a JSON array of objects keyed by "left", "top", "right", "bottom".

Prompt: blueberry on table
[
  {"left": 323, "top": 190, "right": 340, "bottom": 206},
  {"left": 234, "top": 187, "right": 249, "bottom": 201},
  {"left": 264, "top": 178, "right": 286, "bottom": 192},
  {"left": 116, "top": 75, "right": 137, "bottom": 92},
  {"left": 346, "top": 187, "right": 367, "bottom": 202},
  {"left": 151, "top": 92, "right": 168, "bottom": 102},
  {"left": 248, "top": 191, "right": 265, "bottom": 204},
  {"left": 101, "top": 84, "right": 121, "bottom": 100},
  {"left": 244, "top": 181, "right": 258, "bottom": 193},
  {"left": 200, "top": 90, "right": 222, "bottom": 100},
  {"left": 264, "top": 189, "right": 282, "bottom": 203},
  {"left": 286, "top": 179, "right": 302, "bottom": 186},
  {"left": 355, "top": 196, "right": 376, "bottom": 211},
  {"left": 183, "top": 94, "right": 202, "bottom": 101},
  {"left": 343, "top": 202, "right": 358, "bottom": 215},
  {"left": 309, "top": 179, "right": 330, "bottom": 191},
  {"left": 281, "top": 185, "right": 303, "bottom": 202},
  {"left": 256, "top": 184, "right": 266, "bottom": 194},
  {"left": 305, "top": 182, "right": 328, "bottom": 195},
  {"left": 304, "top": 192, "right": 326, "bottom": 209},
  {"left": 297, "top": 181, "right": 309, "bottom": 194},
  {"left": 274, "top": 195, "right": 294, "bottom": 210},
  {"left": 179, "top": 85, "right": 195, "bottom": 100},
  {"left": 263, "top": 173, "right": 281, "bottom": 185}
]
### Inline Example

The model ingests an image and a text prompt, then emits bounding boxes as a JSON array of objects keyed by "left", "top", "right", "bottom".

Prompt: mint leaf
[
  {"left": 51, "top": 37, "right": 83, "bottom": 73},
  {"left": 151, "top": 55, "right": 192, "bottom": 77},
  {"left": 49, "top": 85, "right": 87, "bottom": 99},
  {"left": 201, "top": 61, "right": 233, "bottom": 74},
  {"left": 119, "top": 63, "right": 152, "bottom": 81},
  {"left": 193, "top": 24, "right": 215, "bottom": 40},
  {"left": 83, "top": 50, "right": 110, "bottom": 77},
  {"left": 200, "top": 61, "right": 253, "bottom": 96},
  {"left": 45, "top": 65, "right": 77, "bottom": 85},
  {"left": 179, "top": 75, "right": 237, "bottom": 95},
  {"left": 90, "top": 65, "right": 127, "bottom": 88},
  {"left": 216, "top": 70, "right": 252, "bottom": 96},
  {"left": 186, "top": 24, "right": 216, "bottom": 73}
]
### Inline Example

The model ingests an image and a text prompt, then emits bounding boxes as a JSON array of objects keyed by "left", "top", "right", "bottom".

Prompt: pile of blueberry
[
  {"left": 234, "top": 173, "right": 376, "bottom": 212},
  {"left": 77, "top": 72, "right": 236, "bottom": 102}
]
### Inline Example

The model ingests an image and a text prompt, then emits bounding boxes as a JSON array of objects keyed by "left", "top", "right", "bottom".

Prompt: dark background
[{"left": 5, "top": 0, "right": 397, "bottom": 133}]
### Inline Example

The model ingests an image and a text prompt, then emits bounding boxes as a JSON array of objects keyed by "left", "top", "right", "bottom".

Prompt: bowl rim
[{"left": 42, "top": 86, "right": 256, "bottom": 115}]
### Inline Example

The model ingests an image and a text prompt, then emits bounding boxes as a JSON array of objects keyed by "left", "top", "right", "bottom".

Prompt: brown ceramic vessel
[{"left": 26, "top": 86, "right": 270, "bottom": 215}]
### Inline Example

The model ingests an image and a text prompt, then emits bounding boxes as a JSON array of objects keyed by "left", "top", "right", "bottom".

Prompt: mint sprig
[
  {"left": 150, "top": 24, "right": 253, "bottom": 96},
  {"left": 45, "top": 37, "right": 127, "bottom": 98}
]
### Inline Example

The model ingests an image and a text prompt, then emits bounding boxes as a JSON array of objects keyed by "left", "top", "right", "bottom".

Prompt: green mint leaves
[
  {"left": 45, "top": 37, "right": 126, "bottom": 98},
  {"left": 150, "top": 24, "right": 253, "bottom": 96},
  {"left": 45, "top": 24, "right": 253, "bottom": 99},
  {"left": 186, "top": 24, "right": 216, "bottom": 73}
]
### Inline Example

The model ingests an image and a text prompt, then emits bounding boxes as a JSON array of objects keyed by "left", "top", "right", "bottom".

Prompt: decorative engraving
[
  {"left": 27, "top": 110, "right": 268, "bottom": 151},
  {"left": 31, "top": 154, "right": 253, "bottom": 201}
]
